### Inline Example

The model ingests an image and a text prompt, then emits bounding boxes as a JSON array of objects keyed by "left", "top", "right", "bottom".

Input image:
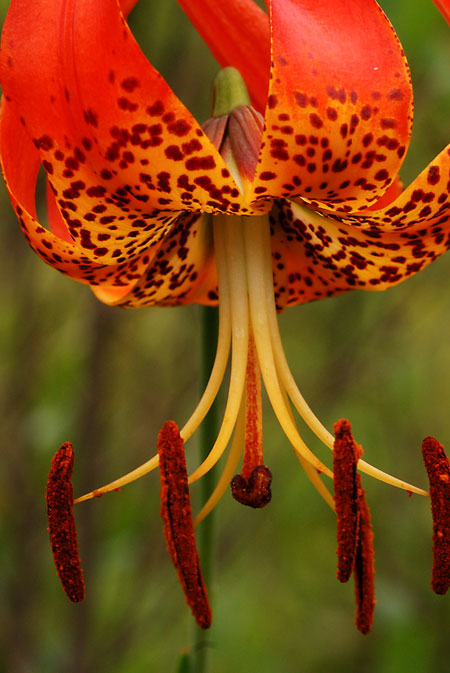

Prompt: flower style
[{"left": 1, "top": 0, "right": 450, "bottom": 633}]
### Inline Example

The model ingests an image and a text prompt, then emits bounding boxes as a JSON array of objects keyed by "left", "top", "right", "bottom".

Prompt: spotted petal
[
  {"left": 270, "top": 192, "right": 450, "bottom": 309},
  {"left": 250, "top": 0, "right": 413, "bottom": 212},
  {"left": 0, "top": 100, "right": 165, "bottom": 296},
  {"left": 176, "top": 0, "right": 270, "bottom": 113},
  {"left": 113, "top": 213, "right": 218, "bottom": 308},
  {"left": 0, "top": 0, "right": 252, "bottom": 266},
  {"left": 357, "top": 144, "right": 450, "bottom": 230}
]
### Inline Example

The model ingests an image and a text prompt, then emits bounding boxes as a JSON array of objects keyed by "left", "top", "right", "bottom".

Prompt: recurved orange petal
[
  {"left": 176, "top": 0, "right": 270, "bottom": 113},
  {"left": 250, "top": 0, "right": 413, "bottom": 212},
  {"left": 0, "top": 100, "right": 170, "bottom": 297},
  {"left": 270, "top": 196, "right": 450, "bottom": 309},
  {"left": 0, "top": 0, "right": 251, "bottom": 265}
]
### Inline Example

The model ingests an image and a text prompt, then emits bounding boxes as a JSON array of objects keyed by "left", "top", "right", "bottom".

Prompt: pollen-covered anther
[
  {"left": 157, "top": 421, "right": 212, "bottom": 629},
  {"left": 333, "top": 419, "right": 363, "bottom": 583},
  {"left": 353, "top": 476, "right": 376, "bottom": 635},
  {"left": 422, "top": 436, "right": 450, "bottom": 595},
  {"left": 231, "top": 465, "right": 272, "bottom": 508},
  {"left": 46, "top": 442, "right": 85, "bottom": 603}
]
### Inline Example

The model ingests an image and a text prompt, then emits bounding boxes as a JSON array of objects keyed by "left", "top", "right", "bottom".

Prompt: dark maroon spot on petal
[
  {"left": 146, "top": 100, "right": 165, "bottom": 116},
  {"left": 388, "top": 88, "right": 404, "bottom": 100},
  {"left": 35, "top": 134, "right": 54, "bottom": 151},
  {"left": 374, "top": 169, "right": 389, "bottom": 181},
  {"left": 361, "top": 105, "right": 371, "bottom": 121},
  {"left": 185, "top": 156, "right": 216, "bottom": 170},
  {"left": 84, "top": 109, "right": 98, "bottom": 127},
  {"left": 427, "top": 165, "right": 441, "bottom": 186},
  {"left": 294, "top": 91, "right": 308, "bottom": 108},
  {"left": 117, "top": 97, "right": 138, "bottom": 112},
  {"left": 327, "top": 107, "right": 338, "bottom": 121},
  {"left": 165, "top": 145, "right": 184, "bottom": 161},
  {"left": 120, "top": 76, "right": 140, "bottom": 92},
  {"left": 381, "top": 118, "right": 396, "bottom": 129},
  {"left": 167, "top": 120, "right": 191, "bottom": 136},
  {"left": 310, "top": 113, "right": 323, "bottom": 129}
]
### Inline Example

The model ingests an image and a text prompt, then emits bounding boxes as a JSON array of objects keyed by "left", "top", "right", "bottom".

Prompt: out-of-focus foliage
[{"left": 0, "top": 1, "right": 449, "bottom": 672}]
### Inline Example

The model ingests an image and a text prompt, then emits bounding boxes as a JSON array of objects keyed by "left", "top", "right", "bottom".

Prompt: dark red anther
[
  {"left": 157, "top": 421, "right": 212, "bottom": 630},
  {"left": 333, "top": 419, "right": 363, "bottom": 583},
  {"left": 422, "top": 436, "right": 450, "bottom": 595},
  {"left": 46, "top": 442, "right": 85, "bottom": 603},
  {"left": 353, "top": 475, "right": 376, "bottom": 635},
  {"left": 333, "top": 420, "right": 376, "bottom": 633},
  {"left": 231, "top": 333, "right": 272, "bottom": 508}
]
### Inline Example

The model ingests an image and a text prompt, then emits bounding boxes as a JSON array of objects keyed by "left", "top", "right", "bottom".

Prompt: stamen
[
  {"left": 46, "top": 442, "right": 85, "bottom": 602},
  {"left": 231, "top": 331, "right": 272, "bottom": 508},
  {"left": 333, "top": 419, "right": 362, "bottom": 583},
  {"left": 157, "top": 421, "right": 211, "bottom": 630},
  {"left": 422, "top": 436, "right": 450, "bottom": 595},
  {"left": 353, "top": 476, "right": 376, "bottom": 635}
]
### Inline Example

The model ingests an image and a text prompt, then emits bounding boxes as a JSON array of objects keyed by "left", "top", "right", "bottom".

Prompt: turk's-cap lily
[{"left": 1, "top": 0, "right": 450, "bottom": 634}]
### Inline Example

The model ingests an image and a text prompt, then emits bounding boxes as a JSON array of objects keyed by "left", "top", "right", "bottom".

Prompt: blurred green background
[{"left": 1, "top": 1, "right": 449, "bottom": 672}]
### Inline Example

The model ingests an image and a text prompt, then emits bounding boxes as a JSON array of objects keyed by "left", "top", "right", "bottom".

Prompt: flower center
[{"left": 74, "top": 70, "right": 428, "bottom": 510}]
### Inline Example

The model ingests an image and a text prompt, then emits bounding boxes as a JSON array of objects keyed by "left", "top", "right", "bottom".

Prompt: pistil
[{"left": 231, "top": 332, "right": 272, "bottom": 508}]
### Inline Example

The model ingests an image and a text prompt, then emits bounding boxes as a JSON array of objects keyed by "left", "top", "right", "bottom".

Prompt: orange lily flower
[{"left": 1, "top": 0, "right": 450, "bottom": 633}]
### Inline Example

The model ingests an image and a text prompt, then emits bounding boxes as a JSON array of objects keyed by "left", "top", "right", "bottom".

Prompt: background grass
[{"left": 0, "top": 1, "right": 449, "bottom": 671}]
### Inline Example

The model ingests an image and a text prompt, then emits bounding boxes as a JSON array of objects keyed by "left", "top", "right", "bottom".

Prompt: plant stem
[{"left": 192, "top": 305, "right": 220, "bottom": 673}]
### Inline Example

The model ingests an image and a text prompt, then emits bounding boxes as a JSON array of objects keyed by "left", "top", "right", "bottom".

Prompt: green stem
[{"left": 192, "top": 305, "right": 220, "bottom": 673}]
